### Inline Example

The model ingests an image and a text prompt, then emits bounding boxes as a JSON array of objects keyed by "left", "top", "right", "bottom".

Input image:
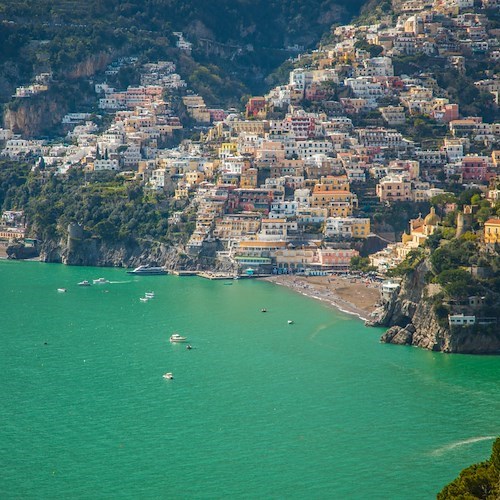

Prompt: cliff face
[
  {"left": 4, "top": 96, "right": 68, "bottom": 138},
  {"left": 35, "top": 231, "right": 230, "bottom": 273},
  {"left": 369, "top": 260, "right": 500, "bottom": 354},
  {"left": 39, "top": 236, "right": 188, "bottom": 270},
  {"left": 3, "top": 53, "right": 112, "bottom": 137}
]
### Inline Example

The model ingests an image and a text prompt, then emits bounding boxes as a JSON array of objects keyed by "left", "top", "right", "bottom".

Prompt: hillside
[{"left": 0, "top": 0, "right": 367, "bottom": 106}]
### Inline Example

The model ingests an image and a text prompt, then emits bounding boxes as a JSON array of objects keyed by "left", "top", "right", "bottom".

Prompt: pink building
[
  {"left": 208, "top": 109, "right": 227, "bottom": 122},
  {"left": 317, "top": 248, "right": 359, "bottom": 269},
  {"left": 432, "top": 104, "right": 459, "bottom": 123},
  {"left": 461, "top": 157, "right": 492, "bottom": 182}
]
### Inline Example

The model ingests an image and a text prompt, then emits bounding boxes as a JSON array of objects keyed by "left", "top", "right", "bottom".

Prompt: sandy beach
[{"left": 264, "top": 274, "right": 381, "bottom": 321}]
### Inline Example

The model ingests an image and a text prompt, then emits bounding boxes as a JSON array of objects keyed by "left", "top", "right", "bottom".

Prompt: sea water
[{"left": 0, "top": 260, "right": 499, "bottom": 499}]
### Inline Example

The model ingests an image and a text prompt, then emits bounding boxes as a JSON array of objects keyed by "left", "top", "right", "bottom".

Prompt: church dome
[{"left": 424, "top": 207, "right": 441, "bottom": 226}]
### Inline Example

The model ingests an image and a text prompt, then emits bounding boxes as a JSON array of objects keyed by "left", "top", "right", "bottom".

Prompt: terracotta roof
[{"left": 485, "top": 218, "right": 500, "bottom": 225}]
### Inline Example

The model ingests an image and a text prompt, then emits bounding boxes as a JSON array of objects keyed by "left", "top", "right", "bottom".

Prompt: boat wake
[
  {"left": 431, "top": 436, "right": 496, "bottom": 456},
  {"left": 109, "top": 280, "right": 132, "bottom": 284}
]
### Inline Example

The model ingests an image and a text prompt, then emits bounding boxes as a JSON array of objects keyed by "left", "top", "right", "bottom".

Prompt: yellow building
[
  {"left": 275, "top": 247, "right": 317, "bottom": 268},
  {"left": 213, "top": 214, "right": 261, "bottom": 240},
  {"left": 310, "top": 175, "right": 357, "bottom": 217},
  {"left": 315, "top": 174, "right": 350, "bottom": 191},
  {"left": 174, "top": 184, "right": 189, "bottom": 200},
  {"left": 219, "top": 142, "right": 238, "bottom": 157},
  {"left": 324, "top": 217, "right": 370, "bottom": 239},
  {"left": 484, "top": 218, "right": 500, "bottom": 244},
  {"left": 398, "top": 207, "right": 441, "bottom": 258}
]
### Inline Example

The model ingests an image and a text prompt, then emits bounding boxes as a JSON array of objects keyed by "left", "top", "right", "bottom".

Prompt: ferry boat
[
  {"left": 77, "top": 280, "right": 91, "bottom": 286},
  {"left": 127, "top": 265, "right": 167, "bottom": 275},
  {"left": 169, "top": 333, "right": 187, "bottom": 343}
]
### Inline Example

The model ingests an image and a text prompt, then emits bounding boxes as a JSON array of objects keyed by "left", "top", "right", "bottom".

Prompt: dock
[
  {"left": 197, "top": 272, "right": 236, "bottom": 280},
  {"left": 171, "top": 270, "right": 198, "bottom": 276}
]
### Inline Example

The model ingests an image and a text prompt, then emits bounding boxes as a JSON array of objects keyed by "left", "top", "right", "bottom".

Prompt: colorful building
[{"left": 484, "top": 218, "right": 500, "bottom": 244}]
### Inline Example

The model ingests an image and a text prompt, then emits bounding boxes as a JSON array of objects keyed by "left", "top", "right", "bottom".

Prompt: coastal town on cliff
[{"left": 0, "top": 0, "right": 499, "bottom": 353}]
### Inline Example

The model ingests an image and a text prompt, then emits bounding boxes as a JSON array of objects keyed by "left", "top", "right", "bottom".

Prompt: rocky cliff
[
  {"left": 3, "top": 53, "right": 111, "bottom": 137},
  {"left": 368, "top": 260, "right": 500, "bottom": 354},
  {"left": 32, "top": 228, "right": 232, "bottom": 274},
  {"left": 4, "top": 94, "right": 69, "bottom": 138}
]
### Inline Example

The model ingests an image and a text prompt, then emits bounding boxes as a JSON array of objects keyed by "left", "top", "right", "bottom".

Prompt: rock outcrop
[
  {"left": 6, "top": 243, "right": 39, "bottom": 260},
  {"left": 368, "top": 260, "right": 500, "bottom": 354},
  {"left": 35, "top": 228, "right": 231, "bottom": 274}
]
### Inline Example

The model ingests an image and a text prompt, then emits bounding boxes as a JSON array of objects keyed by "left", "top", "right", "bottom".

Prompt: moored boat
[
  {"left": 127, "top": 265, "right": 167, "bottom": 275},
  {"left": 78, "top": 280, "right": 91, "bottom": 286},
  {"left": 163, "top": 372, "right": 174, "bottom": 380},
  {"left": 57, "top": 288, "right": 67, "bottom": 293}
]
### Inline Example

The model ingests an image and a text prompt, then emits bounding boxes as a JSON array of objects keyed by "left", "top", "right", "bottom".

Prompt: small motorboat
[
  {"left": 163, "top": 372, "right": 174, "bottom": 380},
  {"left": 93, "top": 278, "right": 109, "bottom": 284},
  {"left": 186, "top": 344, "right": 193, "bottom": 350},
  {"left": 261, "top": 308, "right": 267, "bottom": 313},
  {"left": 57, "top": 288, "right": 67, "bottom": 293},
  {"left": 145, "top": 292, "right": 155, "bottom": 298},
  {"left": 139, "top": 297, "right": 149, "bottom": 302},
  {"left": 288, "top": 320, "right": 294, "bottom": 324},
  {"left": 78, "top": 280, "right": 91, "bottom": 286},
  {"left": 170, "top": 333, "right": 187, "bottom": 343}
]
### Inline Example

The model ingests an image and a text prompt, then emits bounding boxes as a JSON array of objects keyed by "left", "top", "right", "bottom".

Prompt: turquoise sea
[{"left": 0, "top": 260, "right": 499, "bottom": 499}]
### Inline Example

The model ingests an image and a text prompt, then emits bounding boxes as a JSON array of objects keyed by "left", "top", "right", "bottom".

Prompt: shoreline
[
  {"left": 263, "top": 274, "right": 381, "bottom": 322},
  {"left": 1, "top": 258, "right": 380, "bottom": 322}
]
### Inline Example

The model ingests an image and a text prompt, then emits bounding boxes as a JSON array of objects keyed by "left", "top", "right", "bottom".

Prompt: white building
[{"left": 448, "top": 314, "right": 476, "bottom": 326}]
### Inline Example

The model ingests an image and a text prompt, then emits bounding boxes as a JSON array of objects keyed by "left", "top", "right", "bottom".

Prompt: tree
[{"left": 438, "top": 438, "right": 500, "bottom": 499}]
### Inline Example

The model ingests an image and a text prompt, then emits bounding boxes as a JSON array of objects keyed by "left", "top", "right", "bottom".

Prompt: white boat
[
  {"left": 288, "top": 320, "right": 294, "bottom": 324},
  {"left": 145, "top": 292, "right": 155, "bottom": 298},
  {"left": 163, "top": 372, "right": 174, "bottom": 380},
  {"left": 170, "top": 333, "right": 187, "bottom": 343},
  {"left": 57, "top": 288, "right": 67, "bottom": 293},
  {"left": 78, "top": 280, "right": 91, "bottom": 286},
  {"left": 139, "top": 297, "right": 149, "bottom": 302},
  {"left": 93, "top": 278, "right": 109, "bottom": 284},
  {"left": 127, "top": 266, "right": 167, "bottom": 275}
]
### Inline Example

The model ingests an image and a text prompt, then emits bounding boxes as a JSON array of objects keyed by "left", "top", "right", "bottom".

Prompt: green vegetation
[
  {"left": 387, "top": 248, "right": 425, "bottom": 277},
  {"left": 391, "top": 55, "right": 499, "bottom": 123},
  {"left": 354, "top": 39, "right": 384, "bottom": 57},
  {"left": 0, "top": 162, "right": 196, "bottom": 245},
  {"left": 438, "top": 438, "right": 500, "bottom": 499},
  {"left": 350, "top": 255, "right": 376, "bottom": 272},
  {"left": 0, "top": 0, "right": 368, "bottom": 107},
  {"left": 430, "top": 237, "right": 478, "bottom": 275}
]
